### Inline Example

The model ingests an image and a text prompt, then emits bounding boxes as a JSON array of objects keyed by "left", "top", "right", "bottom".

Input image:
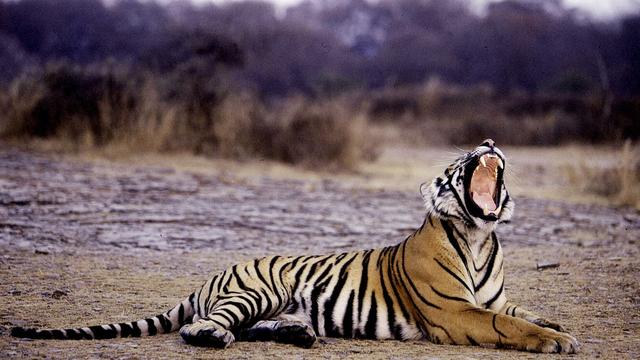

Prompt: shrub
[
  {"left": 1, "top": 63, "right": 139, "bottom": 146},
  {"left": 564, "top": 140, "right": 640, "bottom": 209},
  {"left": 0, "top": 63, "right": 378, "bottom": 169},
  {"left": 270, "top": 97, "right": 377, "bottom": 168}
]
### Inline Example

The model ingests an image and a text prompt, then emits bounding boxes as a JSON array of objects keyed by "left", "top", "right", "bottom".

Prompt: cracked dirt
[{"left": 0, "top": 147, "right": 638, "bottom": 359}]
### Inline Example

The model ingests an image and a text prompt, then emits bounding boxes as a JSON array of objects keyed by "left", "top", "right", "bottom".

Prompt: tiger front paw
[{"left": 524, "top": 328, "right": 579, "bottom": 354}]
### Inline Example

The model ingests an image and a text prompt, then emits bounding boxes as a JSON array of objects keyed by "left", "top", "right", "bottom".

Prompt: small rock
[
  {"left": 34, "top": 248, "right": 49, "bottom": 255},
  {"left": 51, "top": 290, "right": 68, "bottom": 299},
  {"left": 319, "top": 338, "right": 338, "bottom": 345},
  {"left": 585, "top": 338, "right": 605, "bottom": 344},
  {"left": 536, "top": 261, "right": 560, "bottom": 270}
]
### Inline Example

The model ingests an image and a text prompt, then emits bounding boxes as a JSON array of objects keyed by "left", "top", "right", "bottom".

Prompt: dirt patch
[{"left": 1, "top": 147, "right": 639, "bottom": 359}]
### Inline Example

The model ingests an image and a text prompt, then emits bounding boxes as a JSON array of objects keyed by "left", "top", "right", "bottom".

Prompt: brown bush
[
  {"left": 266, "top": 97, "right": 377, "bottom": 168},
  {"left": 366, "top": 80, "right": 640, "bottom": 146},
  {"left": 0, "top": 64, "right": 377, "bottom": 169}
]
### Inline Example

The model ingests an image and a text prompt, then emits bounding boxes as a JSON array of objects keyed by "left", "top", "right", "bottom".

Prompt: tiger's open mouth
[{"left": 465, "top": 153, "right": 504, "bottom": 220}]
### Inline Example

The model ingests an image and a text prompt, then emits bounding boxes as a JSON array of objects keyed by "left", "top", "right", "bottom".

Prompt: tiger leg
[
  {"left": 179, "top": 315, "right": 235, "bottom": 348},
  {"left": 500, "top": 301, "right": 567, "bottom": 332},
  {"left": 236, "top": 318, "right": 316, "bottom": 348},
  {"left": 179, "top": 301, "right": 250, "bottom": 348},
  {"left": 428, "top": 306, "right": 579, "bottom": 353}
]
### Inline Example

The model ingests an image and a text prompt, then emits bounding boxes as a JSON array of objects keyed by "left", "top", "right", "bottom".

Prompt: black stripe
[
  {"left": 364, "top": 293, "right": 378, "bottom": 338},
  {"left": 356, "top": 250, "right": 373, "bottom": 325},
  {"left": 310, "top": 276, "right": 331, "bottom": 334},
  {"left": 466, "top": 334, "right": 480, "bottom": 346},
  {"left": 210, "top": 310, "right": 234, "bottom": 327},
  {"left": 217, "top": 271, "right": 229, "bottom": 293},
  {"left": 268, "top": 256, "right": 283, "bottom": 306},
  {"left": 400, "top": 245, "right": 441, "bottom": 310},
  {"left": 343, "top": 290, "right": 355, "bottom": 338},
  {"left": 188, "top": 292, "right": 195, "bottom": 309},
  {"left": 178, "top": 304, "right": 185, "bottom": 325},
  {"left": 194, "top": 288, "right": 202, "bottom": 318},
  {"left": 78, "top": 328, "right": 93, "bottom": 339},
  {"left": 225, "top": 300, "right": 250, "bottom": 325},
  {"left": 305, "top": 255, "right": 332, "bottom": 282},
  {"left": 130, "top": 322, "right": 142, "bottom": 337},
  {"left": 386, "top": 245, "right": 412, "bottom": 323},
  {"left": 475, "top": 233, "right": 499, "bottom": 291},
  {"left": 119, "top": 323, "right": 132, "bottom": 338},
  {"left": 392, "top": 255, "right": 452, "bottom": 343},
  {"left": 445, "top": 176, "right": 474, "bottom": 224},
  {"left": 492, "top": 314, "right": 507, "bottom": 338},
  {"left": 146, "top": 319, "right": 157, "bottom": 335},
  {"left": 450, "top": 223, "right": 472, "bottom": 254},
  {"left": 157, "top": 315, "right": 172, "bottom": 333},
  {"left": 203, "top": 276, "right": 218, "bottom": 314},
  {"left": 323, "top": 254, "right": 358, "bottom": 337},
  {"left": 416, "top": 217, "right": 428, "bottom": 234},
  {"left": 434, "top": 258, "right": 474, "bottom": 296},
  {"left": 412, "top": 307, "right": 455, "bottom": 344},
  {"left": 64, "top": 329, "right": 82, "bottom": 340},
  {"left": 220, "top": 270, "right": 234, "bottom": 294},
  {"left": 378, "top": 250, "right": 401, "bottom": 339},
  {"left": 484, "top": 282, "right": 504, "bottom": 309},
  {"left": 474, "top": 234, "right": 495, "bottom": 272},
  {"left": 277, "top": 260, "right": 291, "bottom": 313},
  {"left": 441, "top": 220, "right": 474, "bottom": 287},
  {"left": 511, "top": 306, "right": 517, "bottom": 317},
  {"left": 217, "top": 306, "right": 240, "bottom": 326},
  {"left": 291, "top": 263, "right": 309, "bottom": 297},
  {"left": 430, "top": 286, "right": 471, "bottom": 303},
  {"left": 254, "top": 259, "right": 270, "bottom": 288},
  {"left": 89, "top": 325, "right": 116, "bottom": 339},
  {"left": 51, "top": 329, "right": 65, "bottom": 339},
  {"left": 260, "top": 288, "right": 274, "bottom": 316}
]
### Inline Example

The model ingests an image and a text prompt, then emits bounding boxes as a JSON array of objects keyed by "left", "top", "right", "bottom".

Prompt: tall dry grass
[
  {"left": 564, "top": 140, "right": 640, "bottom": 209},
  {"left": 0, "top": 63, "right": 378, "bottom": 169},
  {"left": 367, "top": 79, "right": 639, "bottom": 146}
]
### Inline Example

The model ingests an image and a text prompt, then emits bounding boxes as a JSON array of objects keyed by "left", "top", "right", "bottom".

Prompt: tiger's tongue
[
  {"left": 471, "top": 169, "right": 497, "bottom": 211},
  {"left": 472, "top": 192, "right": 496, "bottom": 211}
]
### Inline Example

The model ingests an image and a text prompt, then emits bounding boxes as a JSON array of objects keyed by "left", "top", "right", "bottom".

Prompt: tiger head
[{"left": 421, "top": 139, "right": 514, "bottom": 229}]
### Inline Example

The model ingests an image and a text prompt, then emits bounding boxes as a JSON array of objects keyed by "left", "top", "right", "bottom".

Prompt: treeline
[
  {"left": 0, "top": 0, "right": 638, "bottom": 163},
  {"left": 1, "top": 0, "right": 639, "bottom": 97}
]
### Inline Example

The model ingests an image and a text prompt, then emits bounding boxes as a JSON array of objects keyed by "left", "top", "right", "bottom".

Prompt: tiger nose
[{"left": 481, "top": 139, "right": 495, "bottom": 148}]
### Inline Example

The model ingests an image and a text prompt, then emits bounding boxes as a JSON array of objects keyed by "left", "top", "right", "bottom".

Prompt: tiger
[{"left": 11, "top": 139, "right": 579, "bottom": 353}]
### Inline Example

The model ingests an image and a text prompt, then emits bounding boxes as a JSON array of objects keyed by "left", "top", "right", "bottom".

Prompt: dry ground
[{"left": 0, "top": 145, "right": 638, "bottom": 359}]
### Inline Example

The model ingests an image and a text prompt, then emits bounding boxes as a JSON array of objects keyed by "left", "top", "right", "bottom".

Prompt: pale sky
[{"left": 197, "top": 0, "right": 639, "bottom": 19}]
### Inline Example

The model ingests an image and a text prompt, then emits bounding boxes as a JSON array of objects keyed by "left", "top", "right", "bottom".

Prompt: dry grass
[
  {"left": 564, "top": 140, "right": 640, "bottom": 209},
  {"left": 0, "top": 64, "right": 377, "bottom": 169},
  {"left": 367, "top": 79, "right": 638, "bottom": 147}
]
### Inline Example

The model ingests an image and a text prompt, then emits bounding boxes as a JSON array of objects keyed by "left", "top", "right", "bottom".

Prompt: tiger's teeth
[
  {"left": 497, "top": 158, "right": 504, "bottom": 169},
  {"left": 483, "top": 204, "right": 489, "bottom": 215},
  {"left": 480, "top": 156, "right": 487, "bottom": 167}
]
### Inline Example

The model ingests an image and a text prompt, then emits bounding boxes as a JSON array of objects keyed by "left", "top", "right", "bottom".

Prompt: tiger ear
[{"left": 419, "top": 181, "right": 431, "bottom": 202}]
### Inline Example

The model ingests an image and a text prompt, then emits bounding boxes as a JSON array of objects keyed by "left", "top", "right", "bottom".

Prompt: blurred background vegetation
[{"left": 0, "top": 0, "right": 638, "bottom": 170}]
